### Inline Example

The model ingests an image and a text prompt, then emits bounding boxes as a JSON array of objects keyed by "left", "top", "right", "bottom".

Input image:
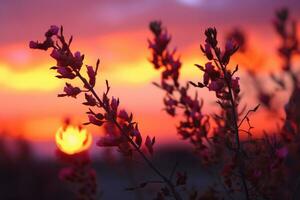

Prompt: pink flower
[
  {"left": 150, "top": 54, "right": 160, "bottom": 69},
  {"left": 204, "top": 27, "right": 218, "bottom": 48},
  {"left": 145, "top": 136, "right": 155, "bottom": 155},
  {"left": 133, "top": 130, "right": 142, "bottom": 147},
  {"left": 58, "top": 83, "right": 81, "bottom": 98},
  {"left": 88, "top": 114, "right": 104, "bottom": 126},
  {"left": 50, "top": 49, "right": 72, "bottom": 67},
  {"left": 154, "top": 33, "right": 171, "bottom": 55},
  {"left": 110, "top": 97, "right": 119, "bottom": 113},
  {"left": 83, "top": 93, "right": 97, "bottom": 106},
  {"left": 45, "top": 25, "right": 59, "bottom": 37},
  {"left": 56, "top": 66, "right": 76, "bottom": 79},
  {"left": 149, "top": 21, "right": 162, "bottom": 36},
  {"left": 202, "top": 62, "right": 220, "bottom": 86},
  {"left": 205, "top": 63, "right": 220, "bottom": 80},
  {"left": 161, "top": 81, "right": 174, "bottom": 94},
  {"left": 86, "top": 65, "right": 96, "bottom": 87},
  {"left": 131, "top": 125, "right": 142, "bottom": 146},
  {"left": 148, "top": 21, "right": 171, "bottom": 56},
  {"left": 119, "top": 109, "right": 130, "bottom": 121},
  {"left": 231, "top": 77, "right": 240, "bottom": 94},
  {"left": 164, "top": 98, "right": 177, "bottom": 107},
  {"left": 29, "top": 41, "right": 39, "bottom": 49},
  {"left": 201, "top": 44, "right": 213, "bottom": 60},
  {"left": 50, "top": 49, "right": 61, "bottom": 60},
  {"left": 29, "top": 38, "right": 53, "bottom": 50},
  {"left": 208, "top": 80, "right": 224, "bottom": 92},
  {"left": 70, "top": 51, "right": 83, "bottom": 70}
]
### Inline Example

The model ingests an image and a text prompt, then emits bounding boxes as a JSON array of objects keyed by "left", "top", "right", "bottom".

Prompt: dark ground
[{"left": 0, "top": 138, "right": 213, "bottom": 200}]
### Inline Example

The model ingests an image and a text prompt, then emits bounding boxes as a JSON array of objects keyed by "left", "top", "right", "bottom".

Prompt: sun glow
[
  {"left": 55, "top": 125, "right": 92, "bottom": 155},
  {"left": 0, "top": 63, "right": 60, "bottom": 91}
]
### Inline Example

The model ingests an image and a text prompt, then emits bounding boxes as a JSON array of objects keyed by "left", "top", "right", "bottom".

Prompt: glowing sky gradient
[{"left": 0, "top": 0, "right": 300, "bottom": 156}]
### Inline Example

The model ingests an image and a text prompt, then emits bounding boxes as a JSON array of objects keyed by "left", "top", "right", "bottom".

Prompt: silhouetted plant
[
  {"left": 30, "top": 25, "right": 182, "bottom": 200},
  {"left": 27, "top": 7, "right": 300, "bottom": 200},
  {"left": 148, "top": 13, "right": 298, "bottom": 199}
]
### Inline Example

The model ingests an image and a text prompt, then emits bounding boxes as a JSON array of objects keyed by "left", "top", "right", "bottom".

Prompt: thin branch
[
  {"left": 213, "top": 46, "right": 250, "bottom": 200},
  {"left": 75, "top": 71, "right": 182, "bottom": 200},
  {"left": 238, "top": 104, "right": 260, "bottom": 128}
]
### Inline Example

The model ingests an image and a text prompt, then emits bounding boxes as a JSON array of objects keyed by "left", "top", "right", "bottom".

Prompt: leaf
[
  {"left": 253, "top": 104, "right": 260, "bottom": 112},
  {"left": 194, "top": 64, "right": 204, "bottom": 71}
]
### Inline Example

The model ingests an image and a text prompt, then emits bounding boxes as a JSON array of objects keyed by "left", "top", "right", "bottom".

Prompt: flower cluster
[
  {"left": 28, "top": 7, "right": 300, "bottom": 199},
  {"left": 197, "top": 28, "right": 240, "bottom": 97},
  {"left": 148, "top": 21, "right": 216, "bottom": 165},
  {"left": 30, "top": 25, "right": 181, "bottom": 200},
  {"left": 149, "top": 20, "right": 295, "bottom": 199},
  {"left": 29, "top": 25, "right": 154, "bottom": 157}
]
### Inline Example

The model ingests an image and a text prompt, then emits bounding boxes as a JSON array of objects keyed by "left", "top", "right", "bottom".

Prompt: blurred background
[{"left": 0, "top": 0, "right": 300, "bottom": 199}]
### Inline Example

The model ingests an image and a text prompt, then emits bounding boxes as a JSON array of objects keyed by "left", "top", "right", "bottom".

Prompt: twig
[{"left": 76, "top": 71, "right": 182, "bottom": 200}]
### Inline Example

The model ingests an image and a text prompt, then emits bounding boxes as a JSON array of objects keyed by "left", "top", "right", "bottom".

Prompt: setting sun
[{"left": 55, "top": 125, "right": 92, "bottom": 155}]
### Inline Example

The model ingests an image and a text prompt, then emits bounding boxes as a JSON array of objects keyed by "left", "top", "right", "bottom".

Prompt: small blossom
[
  {"left": 83, "top": 93, "right": 97, "bottom": 106},
  {"left": 45, "top": 25, "right": 59, "bottom": 37},
  {"left": 50, "top": 49, "right": 74, "bottom": 67},
  {"left": 131, "top": 125, "right": 142, "bottom": 146},
  {"left": 71, "top": 51, "right": 83, "bottom": 70},
  {"left": 204, "top": 27, "right": 218, "bottom": 48},
  {"left": 50, "top": 49, "right": 61, "bottom": 60},
  {"left": 58, "top": 83, "right": 81, "bottom": 98},
  {"left": 56, "top": 66, "right": 76, "bottom": 79},
  {"left": 208, "top": 80, "right": 224, "bottom": 92},
  {"left": 29, "top": 38, "right": 53, "bottom": 50},
  {"left": 148, "top": 21, "right": 171, "bottom": 56},
  {"left": 161, "top": 81, "right": 174, "bottom": 94},
  {"left": 201, "top": 44, "right": 213, "bottom": 60},
  {"left": 150, "top": 54, "right": 160, "bottom": 69},
  {"left": 110, "top": 97, "right": 119, "bottom": 113},
  {"left": 86, "top": 65, "right": 96, "bottom": 87},
  {"left": 149, "top": 21, "right": 162, "bottom": 37},
  {"left": 231, "top": 77, "right": 240, "bottom": 94},
  {"left": 29, "top": 41, "right": 39, "bottom": 49},
  {"left": 145, "top": 136, "right": 155, "bottom": 155},
  {"left": 119, "top": 109, "right": 130, "bottom": 121},
  {"left": 88, "top": 114, "right": 104, "bottom": 126}
]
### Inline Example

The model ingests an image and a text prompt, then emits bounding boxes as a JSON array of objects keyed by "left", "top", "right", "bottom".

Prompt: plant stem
[
  {"left": 215, "top": 52, "right": 250, "bottom": 200},
  {"left": 75, "top": 71, "right": 182, "bottom": 200}
]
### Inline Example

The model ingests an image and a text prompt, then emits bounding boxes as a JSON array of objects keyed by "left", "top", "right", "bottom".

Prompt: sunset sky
[{"left": 1, "top": 0, "right": 300, "bottom": 157}]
